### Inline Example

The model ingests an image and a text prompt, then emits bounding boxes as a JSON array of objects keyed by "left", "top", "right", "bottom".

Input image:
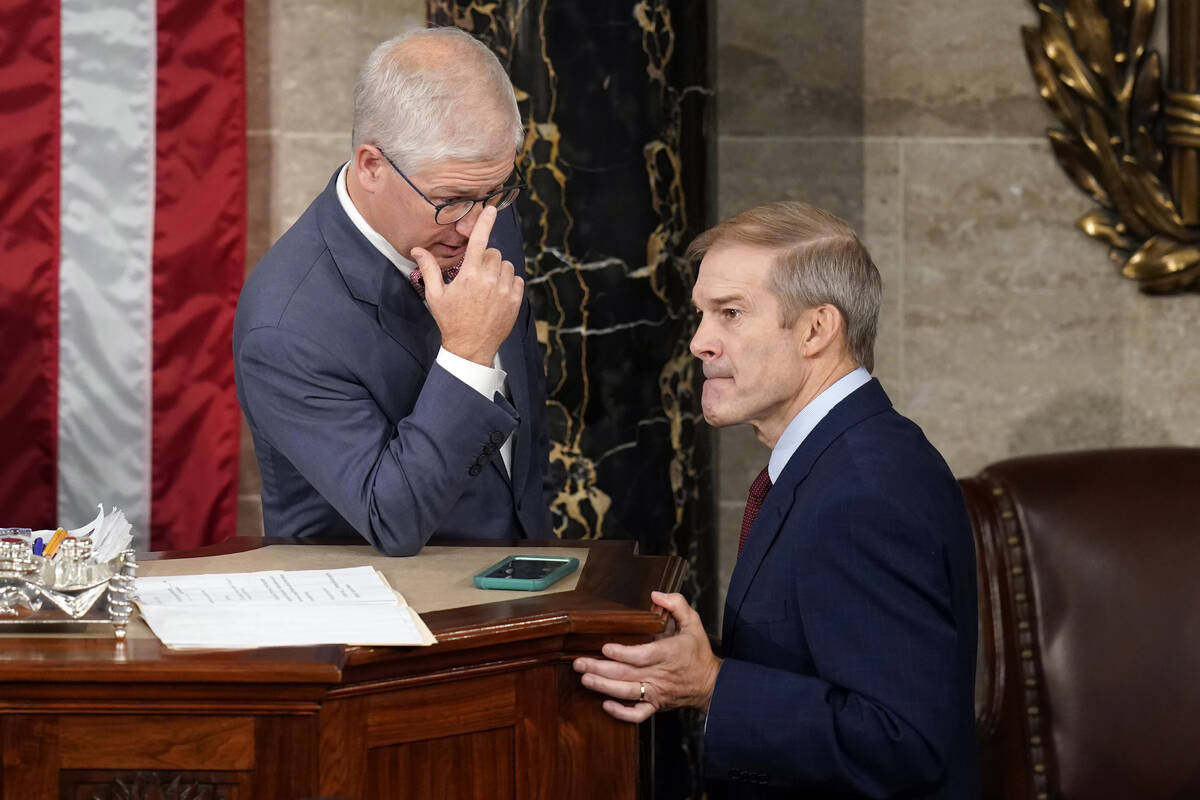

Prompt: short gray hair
[
  {"left": 352, "top": 27, "right": 524, "bottom": 173},
  {"left": 686, "top": 201, "right": 882, "bottom": 372}
]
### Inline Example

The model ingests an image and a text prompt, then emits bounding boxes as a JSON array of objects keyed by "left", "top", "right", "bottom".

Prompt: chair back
[{"left": 961, "top": 448, "right": 1200, "bottom": 800}]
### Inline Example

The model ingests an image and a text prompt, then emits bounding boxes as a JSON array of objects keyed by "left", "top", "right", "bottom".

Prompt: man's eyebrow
[
  {"left": 704, "top": 293, "right": 746, "bottom": 307},
  {"left": 430, "top": 173, "right": 513, "bottom": 198},
  {"left": 428, "top": 185, "right": 476, "bottom": 197}
]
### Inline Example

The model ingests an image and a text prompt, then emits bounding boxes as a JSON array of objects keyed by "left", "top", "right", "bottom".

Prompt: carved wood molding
[{"left": 60, "top": 770, "right": 240, "bottom": 800}]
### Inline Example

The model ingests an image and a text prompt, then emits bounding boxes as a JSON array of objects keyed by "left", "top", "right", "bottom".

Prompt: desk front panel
[{"left": 0, "top": 539, "right": 681, "bottom": 799}]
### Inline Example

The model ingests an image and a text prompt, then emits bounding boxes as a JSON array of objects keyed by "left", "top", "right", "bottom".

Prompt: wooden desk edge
[{"left": 0, "top": 537, "right": 686, "bottom": 682}]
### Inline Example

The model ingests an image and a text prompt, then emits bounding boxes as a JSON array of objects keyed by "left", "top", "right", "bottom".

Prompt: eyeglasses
[{"left": 377, "top": 148, "right": 525, "bottom": 225}]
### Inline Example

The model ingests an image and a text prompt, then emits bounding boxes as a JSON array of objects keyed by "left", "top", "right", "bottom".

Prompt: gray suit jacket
[{"left": 234, "top": 169, "right": 554, "bottom": 555}]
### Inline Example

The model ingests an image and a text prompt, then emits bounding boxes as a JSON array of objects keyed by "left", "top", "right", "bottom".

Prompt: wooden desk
[{"left": 0, "top": 538, "right": 685, "bottom": 799}]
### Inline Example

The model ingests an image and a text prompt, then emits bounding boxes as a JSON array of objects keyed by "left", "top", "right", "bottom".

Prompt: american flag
[{"left": 0, "top": 0, "right": 246, "bottom": 550}]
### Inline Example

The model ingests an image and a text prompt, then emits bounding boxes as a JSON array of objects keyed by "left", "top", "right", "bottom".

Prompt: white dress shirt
[{"left": 767, "top": 367, "right": 872, "bottom": 482}]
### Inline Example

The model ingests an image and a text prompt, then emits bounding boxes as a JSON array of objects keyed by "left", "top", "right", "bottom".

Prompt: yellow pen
[{"left": 42, "top": 528, "right": 68, "bottom": 559}]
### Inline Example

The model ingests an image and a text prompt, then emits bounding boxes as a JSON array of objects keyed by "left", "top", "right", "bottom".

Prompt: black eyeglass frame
[{"left": 376, "top": 147, "right": 525, "bottom": 225}]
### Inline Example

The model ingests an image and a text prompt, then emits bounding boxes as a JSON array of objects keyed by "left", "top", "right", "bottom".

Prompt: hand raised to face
[{"left": 410, "top": 205, "right": 524, "bottom": 367}]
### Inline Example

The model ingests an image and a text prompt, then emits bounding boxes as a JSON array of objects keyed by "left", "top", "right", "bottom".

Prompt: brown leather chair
[{"left": 960, "top": 448, "right": 1200, "bottom": 800}]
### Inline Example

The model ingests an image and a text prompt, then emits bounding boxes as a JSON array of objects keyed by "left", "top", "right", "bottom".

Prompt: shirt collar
[
  {"left": 768, "top": 366, "right": 872, "bottom": 482},
  {"left": 335, "top": 161, "right": 415, "bottom": 278}
]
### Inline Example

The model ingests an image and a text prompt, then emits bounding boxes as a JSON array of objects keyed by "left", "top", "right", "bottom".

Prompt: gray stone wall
[{"left": 713, "top": 0, "right": 1200, "bottom": 612}]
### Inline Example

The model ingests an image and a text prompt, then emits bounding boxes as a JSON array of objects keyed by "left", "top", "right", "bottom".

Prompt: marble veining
[
  {"left": 428, "top": 1, "right": 715, "bottom": 618},
  {"left": 426, "top": 6, "right": 713, "bottom": 792}
]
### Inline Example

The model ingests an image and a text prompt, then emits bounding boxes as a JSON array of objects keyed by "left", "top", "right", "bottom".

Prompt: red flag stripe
[
  {"left": 0, "top": 0, "right": 60, "bottom": 528},
  {"left": 150, "top": 0, "right": 246, "bottom": 549}
]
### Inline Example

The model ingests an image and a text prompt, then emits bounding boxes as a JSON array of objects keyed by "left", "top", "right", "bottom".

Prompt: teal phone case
[{"left": 473, "top": 555, "right": 579, "bottom": 591}]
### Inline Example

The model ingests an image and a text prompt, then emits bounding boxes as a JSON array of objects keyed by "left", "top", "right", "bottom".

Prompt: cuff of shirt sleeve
[
  {"left": 436, "top": 347, "right": 508, "bottom": 401},
  {"left": 703, "top": 659, "right": 725, "bottom": 736}
]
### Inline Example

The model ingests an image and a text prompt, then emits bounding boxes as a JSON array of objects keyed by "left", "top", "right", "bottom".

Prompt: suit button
[
  {"left": 468, "top": 464, "right": 482, "bottom": 477},
  {"left": 490, "top": 430, "right": 504, "bottom": 445}
]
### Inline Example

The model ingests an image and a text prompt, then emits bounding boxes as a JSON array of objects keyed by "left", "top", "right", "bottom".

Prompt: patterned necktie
[
  {"left": 738, "top": 466, "right": 772, "bottom": 557},
  {"left": 408, "top": 262, "right": 461, "bottom": 300}
]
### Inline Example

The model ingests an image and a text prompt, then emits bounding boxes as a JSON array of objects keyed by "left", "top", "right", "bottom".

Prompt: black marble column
[
  {"left": 425, "top": 2, "right": 714, "bottom": 610},
  {"left": 427, "top": 3, "right": 714, "bottom": 796}
]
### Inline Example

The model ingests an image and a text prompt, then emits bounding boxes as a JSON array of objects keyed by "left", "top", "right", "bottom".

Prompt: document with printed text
[{"left": 136, "top": 566, "right": 436, "bottom": 649}]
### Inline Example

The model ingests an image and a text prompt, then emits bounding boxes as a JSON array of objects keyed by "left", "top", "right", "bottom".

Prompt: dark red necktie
[
  {"left": 408, "top": 263, "right": 460, "bottom": 299},
  {"left": 738, "top": 466, "right": 772, "bottom": 556}
]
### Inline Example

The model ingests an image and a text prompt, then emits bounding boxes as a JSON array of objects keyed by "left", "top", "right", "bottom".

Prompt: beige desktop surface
[
  {"left": 0, "top": 545, "right": 589, "bottom": 642},
  {"left": 137, "top": 544, "right": 589, "bottom": 614}
]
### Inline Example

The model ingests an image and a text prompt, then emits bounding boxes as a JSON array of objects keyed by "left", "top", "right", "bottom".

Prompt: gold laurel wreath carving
[{"left": 1023, "top": 0, "right": 1200, "bottom": 292}]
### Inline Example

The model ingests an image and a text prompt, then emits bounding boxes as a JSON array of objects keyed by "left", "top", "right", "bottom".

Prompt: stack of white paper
[{"left": 136, "top": 566, "right": 436, "bottom": 649}]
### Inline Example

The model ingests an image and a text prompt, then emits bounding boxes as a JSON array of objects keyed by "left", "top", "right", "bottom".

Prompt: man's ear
[
  {"left": 795, "top": 303, "right": 845, "bottom": 358},
  {"left": 353, "top": 145, "right": 387, "bottom": 193}
]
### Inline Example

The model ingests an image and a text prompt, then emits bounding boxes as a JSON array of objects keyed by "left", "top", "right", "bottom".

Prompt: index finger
[{"left": 464, "top": 204, "right": 499, "bottom": 267}]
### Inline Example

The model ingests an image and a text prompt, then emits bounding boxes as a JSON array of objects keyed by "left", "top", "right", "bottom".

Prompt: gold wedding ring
[{"left": 639, "top": 682, "right": 646, "bottom": 702}]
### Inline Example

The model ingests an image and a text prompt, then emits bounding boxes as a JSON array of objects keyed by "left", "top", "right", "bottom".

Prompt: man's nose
[
  {"left": 689, "top": 316, "right": 716, "bottom": 360},
  {"left": 454, "top": 203, "right": 489, "bottom": 239}
]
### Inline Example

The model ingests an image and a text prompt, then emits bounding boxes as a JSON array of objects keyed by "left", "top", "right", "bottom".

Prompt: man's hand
[
  {"left": 573, "top": 591, "right": 722, "bottom": 723},
  {"left": 411, "top": 205, "right": 524, "bottom": 366}
]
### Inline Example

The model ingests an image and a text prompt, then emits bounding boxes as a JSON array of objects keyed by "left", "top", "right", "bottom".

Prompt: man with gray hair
[
  {"left": 574, "top": 202, "right": 979, "bottom": 798},
  {"left": 234, "top": 27, "right": 554, "bottom": 555}
]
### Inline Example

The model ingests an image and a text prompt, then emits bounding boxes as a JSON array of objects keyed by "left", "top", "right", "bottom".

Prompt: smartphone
[{"left": 473, "top": 555, "right": 580, "bottom": 591}]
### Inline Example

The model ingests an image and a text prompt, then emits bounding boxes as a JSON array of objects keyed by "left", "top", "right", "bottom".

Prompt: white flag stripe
[{"left": 58, "top": 1, "right": 156, "bottom": 548}]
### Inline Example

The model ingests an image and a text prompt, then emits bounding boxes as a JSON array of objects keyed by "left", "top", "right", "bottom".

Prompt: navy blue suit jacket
[
  {"left": 705, "top": 379, "right": 979, "bottom": 799},
  {"left": 233, "top": 169, "right": 554, "bottom": 554}
]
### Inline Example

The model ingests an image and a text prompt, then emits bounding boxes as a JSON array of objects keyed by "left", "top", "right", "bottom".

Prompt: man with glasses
[{"left": 233, "top": 27, "right": 555, "bottom": 555}]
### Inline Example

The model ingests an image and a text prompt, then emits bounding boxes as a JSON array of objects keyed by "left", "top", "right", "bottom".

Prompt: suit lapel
[
  {"left": 721, "top": 379, "right": 894, "bottom": 646},
  {"left": 497, "top": 302, "right": 531, "bottom": 494},
  {"left": 313, "top": 171, "right": 439, "bottom": 370},
  {"left": 377, "top": 266, "right": 439, "bottom": 370},
  {"left": 721, "top": 494, "right": 784, "bottom": 644},
  {"left": 490, "top": 207, "right": 533, "bottom": 495}
]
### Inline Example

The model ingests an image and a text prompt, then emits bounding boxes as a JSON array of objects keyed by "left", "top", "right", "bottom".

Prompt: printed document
[{"left": 136, "top": 566, "right": 436, "bottom": 649}]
